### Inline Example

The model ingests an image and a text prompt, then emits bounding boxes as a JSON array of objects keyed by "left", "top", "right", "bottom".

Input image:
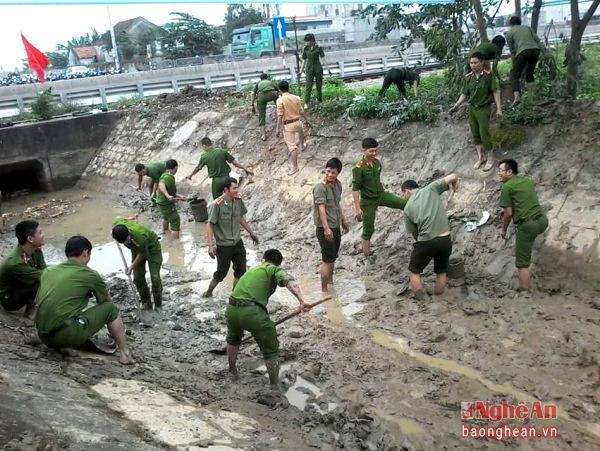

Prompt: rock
[{"left": 172, "top": 323, "right": 184, "bottom": 331}]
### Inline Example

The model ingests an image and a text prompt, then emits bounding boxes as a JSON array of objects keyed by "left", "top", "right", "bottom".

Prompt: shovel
[
  {"left": 116, "top": 243, "right": 153, "bottom": 328},
  {"left": 209, "top": 295, "right": 332, "bottom": 354}
]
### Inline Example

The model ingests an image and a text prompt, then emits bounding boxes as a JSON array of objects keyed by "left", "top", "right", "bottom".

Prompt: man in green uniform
[
  {"left": 156, "top": 159, "right": 186, "bottom": 239},
  {"left": 112, "top": 217, "right": 163, "bottom": 310},
  {"left": 506, "top": 16, "right": 544, "bottom": 104},
  {"left": 35, "top": 235, "right": 134, "bottom": 364},
  {"left": 0, "top": 220, "right": 46, "bottom": 318},
  {"left": 203, "top": 177, "right": 259, "bottom": 298},
  {"left": 134, "top": 161, "right": 166, "bottom": 198},
  {"left": 401, "top": 174, "right": 459, "bottom": 299},
  {"left": 449, "top": 52, "right": 502, "bottom": 171},
  {"left": 352, "top": 137, "right": 406, "bottom": 257},
  {"left": 469, "top": 35, "right": 506, "bottom": 82},
  {"left": 300, "top": 33, "right": 332, "bottom": 108},
  {"left": 185, "top": 137, "right": 254, "bottom": 200},
  {"left": 226, "top": 248, "right": 310, "bottom": 387},
  {"left": 251, "top": 73, "right": 280, "bottom": 141},
  {"left": 313, "top": 157, "right": 348, "bottom": 291},
  {"left": 498, "top": 158, "right": 548, "bottom": 292}
]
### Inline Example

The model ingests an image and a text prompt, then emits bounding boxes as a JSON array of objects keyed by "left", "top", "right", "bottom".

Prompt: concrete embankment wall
[
  {"left": 82, "top": 100, "right": 600, "bottom": 291},
  {"left": 0, "top": 111, "right": 120, "bottom": 192}
]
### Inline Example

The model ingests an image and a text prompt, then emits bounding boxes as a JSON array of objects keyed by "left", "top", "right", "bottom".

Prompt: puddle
[
  {"left": 372, "top": 409, "right": 425, "bottom": 435},
  {"left": 92, "top": 378, "right": 257, "bottom": 448},
  {"left": 285, "top": 375, "right": 323, "bottom": 411},
  {"left": 371, "top": 330, "right": 600, "bottom": 439}
]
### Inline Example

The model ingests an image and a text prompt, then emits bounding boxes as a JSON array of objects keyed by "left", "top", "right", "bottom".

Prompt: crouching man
[
  {"left": 0, "top": 220, "right": 46, "bottom": 318},
  {"left": 35, "top": 235, "right": 134, "bottom": 365},
  {"left": 225, "top": 249, "right": 310, "bottom": 388}
]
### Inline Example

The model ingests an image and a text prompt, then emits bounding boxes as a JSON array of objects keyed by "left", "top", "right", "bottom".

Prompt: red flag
[{"left": 21, "top": 33, "right": 49, "bottom": 83}]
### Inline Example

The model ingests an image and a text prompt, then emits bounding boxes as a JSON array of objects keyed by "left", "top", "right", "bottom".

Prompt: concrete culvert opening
[{"left": 0, "top": 161, "right": 44, "bottom": 194}]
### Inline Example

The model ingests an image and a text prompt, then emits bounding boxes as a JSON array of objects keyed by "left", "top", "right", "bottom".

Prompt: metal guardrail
[{"left": 1, "top": 32, "right": 598, "bottom": 119}]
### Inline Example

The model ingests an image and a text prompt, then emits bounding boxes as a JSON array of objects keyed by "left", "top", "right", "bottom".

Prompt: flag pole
[{"left": 106, "top": 5, "right": 121, "bottom": 72}]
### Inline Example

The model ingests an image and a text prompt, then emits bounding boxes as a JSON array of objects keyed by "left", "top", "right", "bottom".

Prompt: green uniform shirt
[
  {"left": 35, "top": 261, "right": 111, "bottom": 334},
  {"left": 112, "top": 218, "right": 160, "bottom": 259},
  {"left": 403, "top": 180, "right": 450, "bottom": 242},
  {"left": 352, "top": 157, "right": 384, "bottom": 200},
  {"left": 230, "top": 262, "right": 293, "bottom": 308},
  {"left": 207, "top": 195, "right": 248, "bottom": 246},
  {"left": 145, "top": 161, "right": 166, "bottom": 183},
  {"left": 499, "top": 175, "right": 544, "bottom": 224},
  {"left": 313, "top": 179, "right": 342, "bottom": 228},
  {"left": 155, "top": 172, "right": 176, "bottom": 206},
  {"left": 302, "top": 45, "right": 324, "bottom": 74},
  {"left": 254, "top": 79, "right": 278, "bottom": 94},
  {"left": 196, "top": 148, "right": 235, "bottom": 178},
  {"left": 462, "top": 70, "right": 498, "bottom": 108},
  {"left": 506, "top": 25, "right": 541, "bottom": 57},
  {"left": 0, "top": 246, "right": 46, "bottom": 297},
  {"left": 471, "top": 42, "right": 501, "bottom": 60}
]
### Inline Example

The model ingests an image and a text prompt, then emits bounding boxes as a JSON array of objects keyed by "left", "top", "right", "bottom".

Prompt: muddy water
[{"left": 4, "top": 189, "right": 600, "bottom": 447}]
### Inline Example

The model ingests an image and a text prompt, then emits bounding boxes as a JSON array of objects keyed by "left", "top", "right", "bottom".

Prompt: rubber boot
[{"left": 265, "top": 357, "right": 280, "bottom": 388}]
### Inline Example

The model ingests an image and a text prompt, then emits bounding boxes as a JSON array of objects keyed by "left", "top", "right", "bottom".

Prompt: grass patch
[
  {"left": 491, "top": 125, "right": 526, "bottom": 149},
  {"left": 303, "top": 77, "right": 437, "bottom": 126},
  {"left": 502, "top": 97, "right": 547, "bottom": 125},
  {"left": 113, "top": 95, "right": 146, "bottom": 109},
  {"left": 578, "top": 45, "right": 600, "bottom": 99}
]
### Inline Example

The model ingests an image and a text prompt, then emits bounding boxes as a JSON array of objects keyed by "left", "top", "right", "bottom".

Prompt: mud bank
[{"left": 2, "top": 92, "right": 600, "bottom": 450}]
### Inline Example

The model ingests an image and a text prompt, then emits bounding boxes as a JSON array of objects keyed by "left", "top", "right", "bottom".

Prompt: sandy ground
[{"left": 1, "top": 92, "right": 600, "bottom": 450}]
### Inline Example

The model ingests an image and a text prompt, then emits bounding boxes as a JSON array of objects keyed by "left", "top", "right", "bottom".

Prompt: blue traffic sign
[{"left": 273, "top": 16, "right": 286, "bottom": 39}]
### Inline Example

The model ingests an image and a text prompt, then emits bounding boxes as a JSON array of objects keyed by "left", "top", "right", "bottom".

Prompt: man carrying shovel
[
  {"left": 112, "top": 217, "right": 163, "bottom": 310},
  {"left": 225, "top": 248, "right": 310, "bottom": 387}
]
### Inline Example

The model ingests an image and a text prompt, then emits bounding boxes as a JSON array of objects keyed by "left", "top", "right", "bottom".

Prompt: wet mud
[{"left": 2, "top": 95, "right": 600, "bottom": 450}]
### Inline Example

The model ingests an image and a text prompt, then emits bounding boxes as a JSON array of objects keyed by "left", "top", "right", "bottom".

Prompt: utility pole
[{"left": 107, "top": 5, "right": 121, "bottom": 71}]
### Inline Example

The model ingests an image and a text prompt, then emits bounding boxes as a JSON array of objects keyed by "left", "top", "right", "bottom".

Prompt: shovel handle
[
  {"left": 237, "top": 296, "right": 332, "bottom": 346},
  {"left": 116, "top": 243, "right": 143, "bottom": 320},
  {"left": 274, "top": 295, "right": 332, "bottom": 325}
]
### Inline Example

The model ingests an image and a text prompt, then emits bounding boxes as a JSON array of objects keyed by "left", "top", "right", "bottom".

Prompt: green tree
[
  {"left": 47, "top": 51, "right": 68, "bottom": 69},
  {"left": 365, "top": 0, "right": 502, "bottom": 87},
  {"left": 565, "top": 0, "right": 600, "bottom": 97},
  {"left": 161, "top": 12, "right": 223, "bottom": 58},
  {"left": 223, "top": 5, "right": 265, "bottom": 43}
]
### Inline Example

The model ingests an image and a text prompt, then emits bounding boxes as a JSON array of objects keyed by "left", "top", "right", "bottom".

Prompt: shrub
[
  {"left": 30, "top": 89, "right": 55, "bottom": 120},
  {"left": 502, "top": 98, "right": 546, "bottom": 125}
]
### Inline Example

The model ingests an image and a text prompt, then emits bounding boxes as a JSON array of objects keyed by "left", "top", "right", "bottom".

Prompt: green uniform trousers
[
  {"left": 225, "top": 304, "right": 278, "bottom": 359},
  {"left": 515, "top": 214, "right": 548, "bottom": 268},
  {"left": 211, "top": 176, "right": 229, "bottom": 200},
  {"left": 133, "top": 246, "right": 163, "bottom": 308},
  {"left": 39, "top": 302, "right": 119, "bottom": 349},
  {"left": 257, "top": 91, "right": 279, "bottom": 126},
  {"left": 468, "top": 105, "right": 493, "bottom": 151},
  {"left": 158, "top": 203, "right": 180, "bottom": 231},
  {"left": 305, "top": 70, "right": 324, "bottom": 104},
  {"left": 361, "top": 192, "right": 406, "bottom": 240},
  {"left": 1, "top": 285, "right": 37, "bottom": 311}
]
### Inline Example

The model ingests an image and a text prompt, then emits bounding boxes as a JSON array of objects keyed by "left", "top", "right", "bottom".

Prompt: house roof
[
  {"left": 114, "top": 16, "right": 162, "bottom": 36},
  {"left": 72, "top": 46, "right": 97, "bottom": 59}
]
